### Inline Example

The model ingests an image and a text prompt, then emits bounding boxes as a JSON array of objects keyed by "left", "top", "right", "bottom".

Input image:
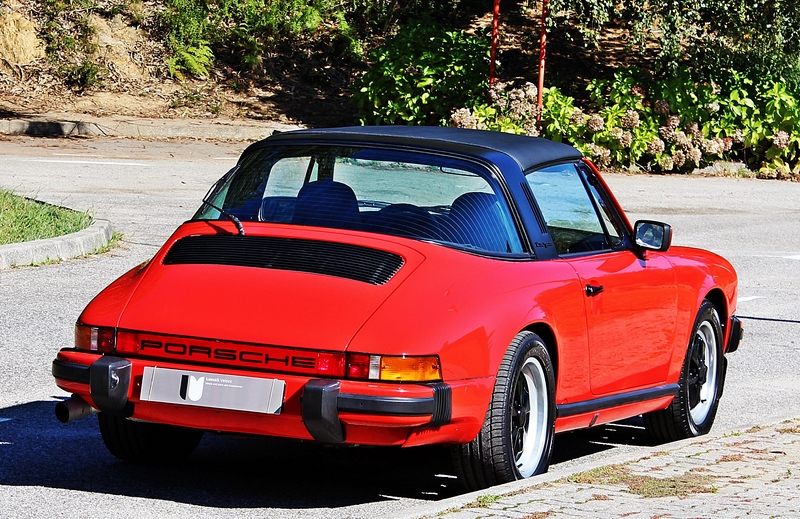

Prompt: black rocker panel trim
[
  {"left": 164, "top": 235, "right": 404, "bottom": 285},
  {"left": 557, "top": 384, "right": 679, "bottom": 418}
]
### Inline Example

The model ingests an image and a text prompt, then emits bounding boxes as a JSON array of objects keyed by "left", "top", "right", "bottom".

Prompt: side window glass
[
  {"left": 584, "top": 173, "right": 624, "bottom": 249},
  {"left": 525, "top": 164, "right": 611, "bottom": 255}
]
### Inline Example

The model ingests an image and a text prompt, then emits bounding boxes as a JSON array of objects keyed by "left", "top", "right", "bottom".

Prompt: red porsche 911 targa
[{"left": 52, "top": 126, "right": 742, "bottom": 490}]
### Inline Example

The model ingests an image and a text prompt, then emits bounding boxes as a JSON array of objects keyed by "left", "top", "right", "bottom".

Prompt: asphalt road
[{"left": 1, "top": 136, "right": 798, "bottom": 518}]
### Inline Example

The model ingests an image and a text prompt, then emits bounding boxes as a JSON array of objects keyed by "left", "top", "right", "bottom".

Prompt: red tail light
[{"left": 75, "top": 324, "right": 116, "bottom": 353}]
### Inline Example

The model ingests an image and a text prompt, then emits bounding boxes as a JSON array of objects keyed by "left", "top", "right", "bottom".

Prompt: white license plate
[{"left": 139, "top": 367, "right": 285, "bottom": 414}]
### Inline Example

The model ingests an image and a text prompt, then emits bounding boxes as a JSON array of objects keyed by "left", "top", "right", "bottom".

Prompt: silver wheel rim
[
  {"left": 689, "top": 316, "right": 718, "bottom": 425},
  {"left": 511, "top": 356, "right": 548, "bottom": 478}
]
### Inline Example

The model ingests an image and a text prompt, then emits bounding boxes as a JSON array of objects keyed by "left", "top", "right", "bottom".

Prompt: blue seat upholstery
[
  {"left": 443, "top": 192, "right": 510, "bottom": 253},
  {"left": 292, "top": 180, "right": 361, "bottom": 230},
  {"left": 370, "top": 203, "right": 442, "bottom": 240}
]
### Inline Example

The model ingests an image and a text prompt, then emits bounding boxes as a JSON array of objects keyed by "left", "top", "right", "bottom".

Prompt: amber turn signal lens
[{"left": 379, "top": 356, "right": 442, "bottom": 382}]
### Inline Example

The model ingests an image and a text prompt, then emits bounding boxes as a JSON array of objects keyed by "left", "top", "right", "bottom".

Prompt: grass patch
[
  {"left": 465, "top": 494, "right": 502, "bottom": 508},
  {"left": 92, "top": 231, "right": 123, "bottom": 255},
  {"left": 567, "top": 464, "right": 718, "bottom": 498},
  {"left": 0, "top": 190, "right": 91, "bottom": 245}
]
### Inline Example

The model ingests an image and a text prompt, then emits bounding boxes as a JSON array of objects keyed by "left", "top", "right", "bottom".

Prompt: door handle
[{"left": 585, "top": 284, "right": 604, "bottom": 297}]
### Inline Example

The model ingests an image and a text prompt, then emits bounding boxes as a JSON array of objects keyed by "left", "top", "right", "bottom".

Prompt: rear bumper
[{"left": 52, "top": 351, "right": 455, "bottom": 445}]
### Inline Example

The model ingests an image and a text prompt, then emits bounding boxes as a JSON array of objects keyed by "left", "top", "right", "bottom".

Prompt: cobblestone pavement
[{"left": 400, "top": 417, "right": 800, "bottom": 519}]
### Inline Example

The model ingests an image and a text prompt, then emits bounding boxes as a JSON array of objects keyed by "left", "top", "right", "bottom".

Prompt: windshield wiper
[{"left": 202, "top": 199, "right": 245, "bottom": 236}]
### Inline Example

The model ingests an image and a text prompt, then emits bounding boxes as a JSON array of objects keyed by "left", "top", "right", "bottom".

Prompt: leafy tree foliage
[{"left": 548, "top": 0, "right": 800, "bottom": 93}]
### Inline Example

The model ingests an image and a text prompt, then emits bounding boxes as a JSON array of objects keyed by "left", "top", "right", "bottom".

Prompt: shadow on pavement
[
  {"left": 0, "top": 400, "right": 459, "bottom": 509},
  {"left": 0, "top": 401, "right": 660, "bottom": 509}
]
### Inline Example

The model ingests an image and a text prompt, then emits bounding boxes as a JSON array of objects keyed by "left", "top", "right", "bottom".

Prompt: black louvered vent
[{"left": 163, "top": 235, "right": 404, "bottom": 285}]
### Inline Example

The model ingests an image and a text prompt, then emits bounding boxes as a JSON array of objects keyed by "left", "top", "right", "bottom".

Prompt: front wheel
[
  {"left": 452, "top": 331, "right": 556, "bottom": 491},
  {"left": 98, "top": 413, "right": 203, "bottom": 465},
  {"left": 644, "top": 300, "right": 725, "bottom": 442}
]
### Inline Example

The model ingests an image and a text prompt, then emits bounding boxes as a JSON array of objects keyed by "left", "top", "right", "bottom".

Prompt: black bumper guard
[
  {"left": 52, "top": 356, "right": 132, "bottom": 416},
  {"left": 301, "top": 379, "right": 452, "bottom": 444},
  {"left": 727, "top": 316, "right": 743, "bottom": 353}
]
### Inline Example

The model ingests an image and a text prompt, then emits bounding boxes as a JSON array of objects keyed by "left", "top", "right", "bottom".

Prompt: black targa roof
[{"left": 258, "top": 126, "right": 584, "bottom": 172}]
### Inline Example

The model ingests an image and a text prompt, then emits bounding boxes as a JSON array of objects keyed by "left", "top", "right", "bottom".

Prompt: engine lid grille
[{"left": 163, "top": 235, "right": 404, "bottom": 285}]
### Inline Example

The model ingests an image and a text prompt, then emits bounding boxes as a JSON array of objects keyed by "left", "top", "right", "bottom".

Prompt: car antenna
[{"left": 202, "top": 199, "right": 245, "bottom": 236}]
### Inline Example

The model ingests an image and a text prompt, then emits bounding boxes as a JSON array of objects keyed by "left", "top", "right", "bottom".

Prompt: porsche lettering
[{"left": 139, "top": 340, "right": 316, "bottom": 368}]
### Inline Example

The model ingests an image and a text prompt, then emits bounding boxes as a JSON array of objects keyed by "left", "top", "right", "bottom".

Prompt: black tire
[
  {"left": 644, "top": 300, "right": 725, "bottom": 442},
  {"left": 451, "top": 331, "right": 556, "bottom": 491},
  {"left": 98, "top": 413, "right": 203, "bottom": 465}
]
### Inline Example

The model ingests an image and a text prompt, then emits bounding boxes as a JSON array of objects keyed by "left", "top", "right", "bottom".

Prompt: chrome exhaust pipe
[{"left": 55, "top": 394, "right": 98, "bottom": 423}]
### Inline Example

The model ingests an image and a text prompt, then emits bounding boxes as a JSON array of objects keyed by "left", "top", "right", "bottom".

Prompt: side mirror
[{"left": 634, "top": 220, "right": 672, "bottom": 252}]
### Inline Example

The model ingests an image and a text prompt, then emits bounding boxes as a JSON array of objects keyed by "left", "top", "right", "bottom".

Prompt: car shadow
[
  {"left": 0, "top": 400, "right": 459, "bottom": 509},
  {"left": 551, "top": 416, "right": 660, "bottom": 465},
  {"left": 1, "top": 401, "right": 660, "bottom": 509}
]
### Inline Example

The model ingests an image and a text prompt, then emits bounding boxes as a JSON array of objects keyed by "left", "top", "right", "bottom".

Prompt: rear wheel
[
  {"left": 644, "top": 300, "right": 725, "bottom": 442},
  {"left": 451, "top": 331, "right": 555, "bottom": 491},
  {"left": 98, "top": 413, "right": 203, "bottom": 464}
]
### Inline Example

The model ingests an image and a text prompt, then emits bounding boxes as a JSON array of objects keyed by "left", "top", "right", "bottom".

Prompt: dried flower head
[
  {"left": 618, "top": 131, "right": 633, "bottom": 148},
  {"left": 672, "top": 150, "right": 686, "bottom": 167},
  {"left": 647, "top": 138, "right": 666, "bottom": 155},
  {"left": 667, "top": 115, "right": 680, "bottom": 130},
  {"left": 672, "top": 131, "right": 692, "bottom": 149},
  {"left": 451, "top": 108, "right": 477, "bottom": 130},
  {"left": 659, "top": 125, "right": 675, "bottom": 141},
  {"left": 686, "top": 121, "right": 700, "bottom": 136},
  {"left": 587, "top": 143, "right": 611, "bottom": 166},
  {"left": 723, "top": 137, "right": 733, "bottom": 152},
  {"left": 610, "top": 127, "right": 624, "bottom": 139},
  {"left": 659, "top": 155, "right": 674, "bottom": 171},
  {"left": 733, "top": 129, "right": 744, "bottom": 143},
  {"left": 523, "top": 119, "right": 540, "bottom": 137},
  {"left": 523, "top": 82, "right": 538, "bottom": 101},
  {"left": 705, "top": 101, "right": 721, "bottom": 114},
  {"left": 631, "top": 86, "right": 645, "bottom": 97},
  {"left": 654, "top": 100, "right": 670, "bottom": 115},
  {"left": 687, "top": 147, "right": 703, "bottom": 164},
  {"left": 587, "top": 114, "right": 604, "bottom": 132},
  {"left": 773, "top": 130, "right": 790, "bottom": 150},
  {"left": 570, "top": 108, "right": 587, "bottom": 126},
  {"left": 621, "top": 110, "right": 640, "bottom": 129}
]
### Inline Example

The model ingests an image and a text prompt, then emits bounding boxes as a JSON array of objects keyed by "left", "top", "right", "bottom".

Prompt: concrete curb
[
  {"left": 0, "top": 114, "right": 302, "bottom": 141},
  {"left": 0, "top": 218, "right": 113, "bottom": 269},
  {"left": 384, "top": 412, "right": 800, "bottom": 519}
]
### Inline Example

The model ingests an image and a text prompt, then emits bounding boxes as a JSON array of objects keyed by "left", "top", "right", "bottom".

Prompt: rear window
[{"left": 194, "top": 146, "right": 523, "bottom": 254}]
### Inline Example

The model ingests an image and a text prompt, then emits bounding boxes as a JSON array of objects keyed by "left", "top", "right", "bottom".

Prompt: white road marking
[
  {"left": 784, "top": 255, "right": 800, "bottom": 261},
  {"left": 52, "top": 153, "right": 106, "bottom": 158},
  {"left": 738, "top": 296, "right": 765, "bottom": 303},
  {"left": 23, "top": 159, "right": 150, "bottom": 167}
]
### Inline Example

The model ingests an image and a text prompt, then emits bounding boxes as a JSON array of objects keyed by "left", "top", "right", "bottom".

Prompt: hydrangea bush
[{"left": 451, "top": 68, "right": 800, "bottom": 179}]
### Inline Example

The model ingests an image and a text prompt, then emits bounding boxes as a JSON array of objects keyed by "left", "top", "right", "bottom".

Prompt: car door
[{"left": 525, "top": 163, "right": 678, "bottom": 396}]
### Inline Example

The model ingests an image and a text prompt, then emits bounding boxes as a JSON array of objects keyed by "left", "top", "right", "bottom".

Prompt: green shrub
[
  {"left": 63, "top": 60, "right": 103, "bottom": 90},
  {"left": 352, "top": 20, "right": 489, "bottom": 125},
  {"left": 451, "top": 67, "right": 800, "bottom": 178}
]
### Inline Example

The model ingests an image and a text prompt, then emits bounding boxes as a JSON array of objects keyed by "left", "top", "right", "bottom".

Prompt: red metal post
[
  {"left": 537, "top": 0, "right": 549, "bottom": 120},
  {"left": 489, "top": 0, "right": 501, "bottom": 86}
]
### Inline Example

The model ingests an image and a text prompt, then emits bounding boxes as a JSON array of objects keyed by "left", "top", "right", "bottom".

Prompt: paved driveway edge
[{"left": 0, "top": 218, "right": 113, "bottom": 269}]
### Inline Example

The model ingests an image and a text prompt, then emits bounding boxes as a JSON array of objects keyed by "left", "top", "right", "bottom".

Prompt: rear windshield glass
[{"left": 194, "top": 145, "right": 523, "bottom": 254}]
